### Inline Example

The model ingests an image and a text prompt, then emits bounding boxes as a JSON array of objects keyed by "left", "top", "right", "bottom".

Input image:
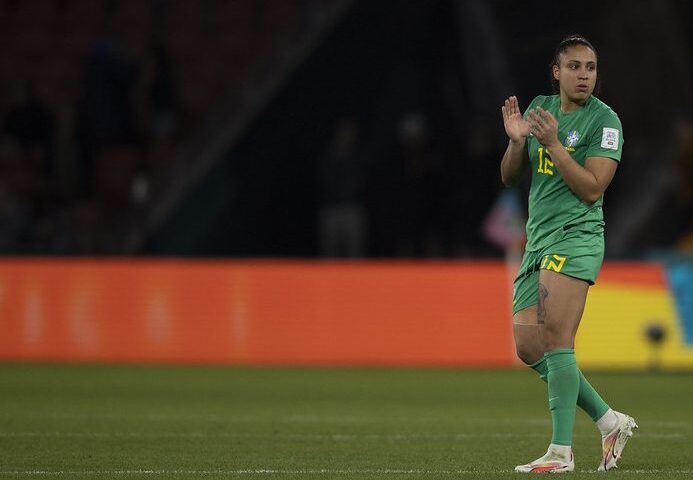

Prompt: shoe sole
[
  {"left": 598, "top": 415, "right": 638, "bottom": 471},
  {"left": 515, "top": 465, "right": 574, "bottom": 474},
  {"left": 516, "top": 457, "right": 575, "bottom": 474}
]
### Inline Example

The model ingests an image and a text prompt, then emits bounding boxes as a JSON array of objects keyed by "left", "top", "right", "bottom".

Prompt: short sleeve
[{"left": 585, "top": 111, "right": 624, "bottom": 162}]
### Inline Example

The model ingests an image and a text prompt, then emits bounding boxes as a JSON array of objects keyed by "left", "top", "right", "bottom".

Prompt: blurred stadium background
[
  {"left": 0, "top": 0, "right": 691, "bottom": 369},
  {"left": 0, "top": 0, "right": 692, "bottom": 477}
]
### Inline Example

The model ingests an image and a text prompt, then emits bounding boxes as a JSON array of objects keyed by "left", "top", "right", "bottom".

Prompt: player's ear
[{"left": 552, "top": 64, "right": 560, "bottom": 81}]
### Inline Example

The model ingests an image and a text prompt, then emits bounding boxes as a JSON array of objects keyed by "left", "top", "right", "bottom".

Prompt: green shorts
[{"left": 512, "top": 223, "right": 605, "bottom": 315}]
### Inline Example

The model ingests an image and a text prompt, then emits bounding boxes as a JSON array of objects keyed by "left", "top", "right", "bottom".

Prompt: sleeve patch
[{"left": 600, "top": 127, "right": 619, "bottom": 150}]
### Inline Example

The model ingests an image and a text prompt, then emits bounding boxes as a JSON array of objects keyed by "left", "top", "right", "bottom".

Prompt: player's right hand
[{"left": 502, "top": 96, "right": 530, "bottom": 143}]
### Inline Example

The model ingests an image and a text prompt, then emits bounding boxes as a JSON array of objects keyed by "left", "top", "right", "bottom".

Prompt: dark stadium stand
[{"left": 0, "top": 0, "right": 330, "bottom": 254}]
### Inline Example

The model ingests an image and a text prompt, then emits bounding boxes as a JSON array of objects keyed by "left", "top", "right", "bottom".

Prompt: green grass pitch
[{"left": 0, "top": 365, "right": 691, "bottom": 479}]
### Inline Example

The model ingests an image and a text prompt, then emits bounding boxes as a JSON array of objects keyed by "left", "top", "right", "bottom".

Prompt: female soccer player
[{"left": 500, "top": 35, "right": 637, "bottom": 473}]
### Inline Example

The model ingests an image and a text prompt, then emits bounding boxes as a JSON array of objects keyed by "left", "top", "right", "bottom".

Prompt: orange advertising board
[{"left": 0, "top": 260, "right": 516, "bottom": 366}]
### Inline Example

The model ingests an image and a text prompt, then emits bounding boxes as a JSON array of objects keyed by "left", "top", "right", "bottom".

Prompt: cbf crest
[{"left": 565, "top": 130, "right": 580, "bottom": 148}]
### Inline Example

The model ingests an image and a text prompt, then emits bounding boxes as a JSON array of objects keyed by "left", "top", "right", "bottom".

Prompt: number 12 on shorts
[{"left": 541, "top": 254, "right": 567, "bottom": 272}]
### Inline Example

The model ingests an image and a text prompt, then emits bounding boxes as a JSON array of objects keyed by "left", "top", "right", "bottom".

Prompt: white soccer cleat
[
  {"left": 515, "top": 446, "right": 575, "bottom": 474},
  {"left": 597, "top": 411, "right": 638, "bottom": 471}
]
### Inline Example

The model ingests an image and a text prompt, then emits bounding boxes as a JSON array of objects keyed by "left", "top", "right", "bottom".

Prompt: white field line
[
  {"left": 6, "top": 413, "right": 689, "bottom": 430},
  {"left": 1, "top": 468, "right": 693, "bottom": 476},
  {"left": 0, "top": 431, "right": 683, "bottom": 440}
]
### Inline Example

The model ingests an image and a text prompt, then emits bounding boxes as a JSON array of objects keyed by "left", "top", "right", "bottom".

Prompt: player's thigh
[
  {"left": 514, "top": 305, "right": 538, "bottom": 326},
  {"left": 538, "top": 269, "right": 589, "bottom": 349}
]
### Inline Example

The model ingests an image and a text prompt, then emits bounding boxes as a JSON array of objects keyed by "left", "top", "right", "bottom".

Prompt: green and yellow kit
[{"left": 513, "top": 94, "right": 624, "bottom": 315}]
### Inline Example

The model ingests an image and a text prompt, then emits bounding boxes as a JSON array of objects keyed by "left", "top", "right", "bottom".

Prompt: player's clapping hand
[
  {"left": 527, "top": 107, "right": 560, "bottom": 148},
  {"left": 502, "top": 96, "right": 530, "bottom": 143}
]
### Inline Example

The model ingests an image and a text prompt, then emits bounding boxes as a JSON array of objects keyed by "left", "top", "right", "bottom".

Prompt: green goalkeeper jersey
[{"left": 522, "top": 94, "right": 623, "bottom": 251}]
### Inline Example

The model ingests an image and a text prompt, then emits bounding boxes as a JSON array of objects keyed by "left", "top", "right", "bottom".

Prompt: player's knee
[{"left": 515, "top": 342, "right": 543, "bottom": 365}]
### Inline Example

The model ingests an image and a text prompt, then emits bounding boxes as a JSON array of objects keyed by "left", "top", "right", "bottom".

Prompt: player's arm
[
  {"left": 528, "top": 107, "right": 617, "bottom": 204},
  {"left": 500, "top": 96, "right": 530, "bottom": 187},
  {"left": 546, "top": 150, "right": 617, "bottom": 204}
]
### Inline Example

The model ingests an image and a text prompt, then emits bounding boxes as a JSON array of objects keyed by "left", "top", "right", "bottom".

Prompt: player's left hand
[{"left": 527, "top": 107, "right": 560, "bottom": 148}]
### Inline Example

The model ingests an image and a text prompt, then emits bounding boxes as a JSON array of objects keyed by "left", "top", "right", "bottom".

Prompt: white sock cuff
[
  {"left": 549, "top": 443, "right": 572, "bottom": 458},
  {"left": 596, "top": 408, "right": 618, "bottom": 435}
]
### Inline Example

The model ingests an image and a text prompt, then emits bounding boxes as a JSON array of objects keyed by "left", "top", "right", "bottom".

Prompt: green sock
[
  {"left": 529, "top": 357, "right": 549, "bottom": 381},
  {"left": 545, "top": 349, "right": 579, "bottom": 446},
  {"left": 530, "top": 357, "right": 609, "bottom": 421}
]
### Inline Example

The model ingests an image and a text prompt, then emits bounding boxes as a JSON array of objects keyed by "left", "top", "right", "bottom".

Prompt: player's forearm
[
  {"left": 500, "top": 139, "right": 526, "bottom": 187},
  {"left": 545, "top": 144, "right": 602, "bottom": 204}
]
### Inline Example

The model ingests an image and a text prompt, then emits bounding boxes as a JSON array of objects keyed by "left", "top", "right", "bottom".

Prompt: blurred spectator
[
  {"left": 318, "top": 117, "right": 368, "bottom": 258},
  {"left": 52, "top": 99, "right": 80, "bottom": 202},
  {"left": 0, "top": 137, "right": 32, "bottom": 251},
  {"left": 144, "top": 44, "right": 177, "bottom": 142},
  {"left": 2, "top": 80, "right": 54, "bottom": 204},
  {"left": 482, "top": 189, "right": 525, "bottom": 254},
  {"left": 79, "top": 35, "right": 139, "bottom": 147},
  {"left": 390, "top": 113, "right": 446, "bottom": 257},
  {"left": 673, "top": 117, "right": 693, "bottom": 203},
  {"left": 672, "top": 117, "right": 693, "bottom": 252},
  {"left": 76, "top": 33, "right": 140, "bottom": 201},
  {"left": 0, "top": 81, "right": 58, "bottom": 252},
  {"left": 461, "top": 123, "right": 506, "bottom": 255},
  {"left": 0, "top": 180, "right": 31, "bottom": 252},
  {"left": 134, "top": 42, "right": 177, "bottom": 206},
  {"left": 146, "top": 42, "right": 177, "bottom": 176},
  {"left": 3, "top": 81, "right": 54, "bottom": 156}
]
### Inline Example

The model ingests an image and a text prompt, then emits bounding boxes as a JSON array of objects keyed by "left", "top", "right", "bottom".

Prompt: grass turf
[{"left": 0, "top": 365, "right": 691, "bottom": 479}]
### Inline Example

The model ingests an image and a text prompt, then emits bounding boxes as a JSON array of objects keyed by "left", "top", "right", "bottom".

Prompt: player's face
[{"left": 553, "top": 45, "right": 597, "bottom": 103}]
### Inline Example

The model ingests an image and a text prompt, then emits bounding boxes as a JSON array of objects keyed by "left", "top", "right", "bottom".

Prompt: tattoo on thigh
[{"left": 538, "top": 283, "right": 549, "bottom": 324}]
